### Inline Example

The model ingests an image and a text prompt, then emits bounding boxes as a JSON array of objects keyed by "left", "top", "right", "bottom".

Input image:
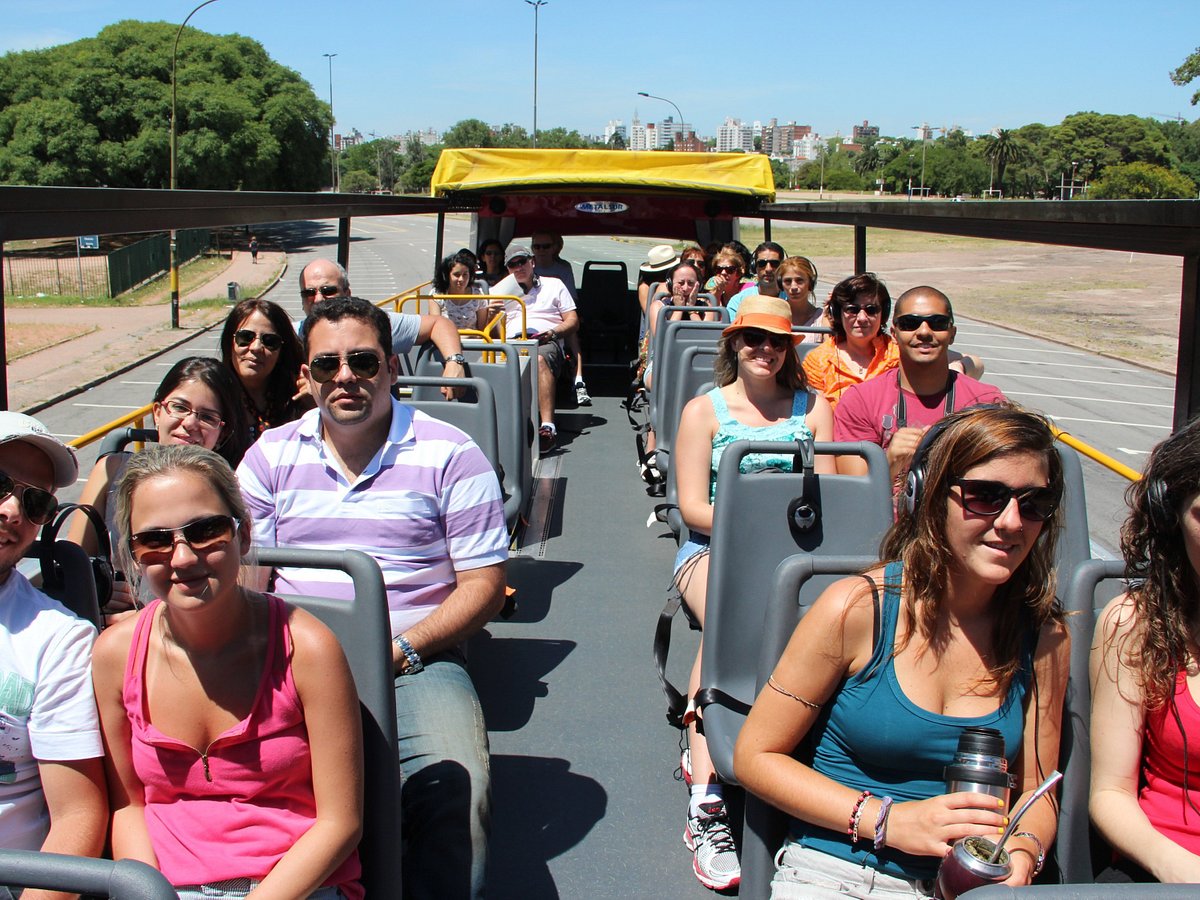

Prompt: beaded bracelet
[
  {"left": 1011, "top": 831, "right": 1045, "bottom": 877},
  {"left": 873, "top": 796, "right": 894, "bottom": 852},
  {"left": 847, "top": 790, "right": 872, "bottom": 843}
]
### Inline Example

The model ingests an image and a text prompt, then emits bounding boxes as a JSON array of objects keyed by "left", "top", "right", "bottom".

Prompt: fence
[{"left": 0, "top": 229, "right": 210, "bottom": 300}]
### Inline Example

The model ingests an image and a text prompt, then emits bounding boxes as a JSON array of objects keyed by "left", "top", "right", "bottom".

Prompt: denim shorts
[{"left": 673, "top": 530, "right": 709, "bottom": 577}]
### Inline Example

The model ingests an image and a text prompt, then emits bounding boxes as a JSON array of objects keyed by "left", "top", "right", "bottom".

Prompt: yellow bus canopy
[{"left": 431, "top": 148, "right": 775, "bottom": 200}]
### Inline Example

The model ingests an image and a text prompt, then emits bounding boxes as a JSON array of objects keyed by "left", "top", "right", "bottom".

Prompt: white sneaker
[
  {"left": 575, "top": 382, "right": 592, "bottom": 406},
  {"left": 683, "top": 801, "right": 741, "bottom": 891}
]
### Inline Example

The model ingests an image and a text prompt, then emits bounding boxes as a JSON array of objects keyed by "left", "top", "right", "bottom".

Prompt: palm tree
[
  {"left": 984, "top": 129, "right": 1023, "bottom": 196},
  {"left": 852, "top": 143, "right": 881, "bottom": 178}
]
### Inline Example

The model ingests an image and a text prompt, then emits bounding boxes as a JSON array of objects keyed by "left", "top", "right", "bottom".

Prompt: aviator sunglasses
[
  {"left": 843, "top": 303, "right": 882, "bottom": 317},
  {"left": 952, "top": 478, "right": 1060, "bottom": 522},
  {"left": 739, "top": 328, "right": 792, "bottom": 352},
  {"left": 233, "top": 329, "right": 283, "bottom": 352},
  {"left": 894, "top": 313, "right": 953, "bottom": 332},
  {"left": 308, "top": 351, "right": 382, "bottom": 383},
  {"left": 0, "top": 470, "right": 58, "bottom": 525},
  {"left": 129, "top": 514, "right": 239, "bottom": 564},
  {"left": 714, "top": 264, "right": 741, "bottom": 275},
  {"left": 300, "top": 284, "right": 341, "bottom": 299}
]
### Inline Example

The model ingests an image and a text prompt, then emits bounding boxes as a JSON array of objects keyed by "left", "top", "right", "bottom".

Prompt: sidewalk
[{"left": 9, "top": 248, "right": 286, "bottom": 413}]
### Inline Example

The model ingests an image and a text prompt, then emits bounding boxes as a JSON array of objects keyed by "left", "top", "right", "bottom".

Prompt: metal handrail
[
  {"left": 69, "top": 404, "right": 153, "bottom": 449},
  {"left": 1052, "top": 426, "right": 1141, "bottom": 482}
]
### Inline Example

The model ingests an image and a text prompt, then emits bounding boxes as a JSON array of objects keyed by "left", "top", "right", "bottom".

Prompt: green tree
[
  {"left": 1089, "top": 162, "right": 1197, "bottom": 199},
  {"left": 340, "top": 170, "right": 376, "bottom": 193},
  {"left": 1160, "top": 118, "right": 1200, "bottom": 185},
  {"left": 1171, "top": 46, "right": 1200, "bottom": 105},
  {"left": 0, "top": 20, "right": 328, "bottom": 189},
  {"left": 495, "top": 123, "right": 531, "bottom": 148},
  {"left": 536, "top": 127, "right": 589, "bottom": 149},
  {"left": 982, "top": 129, "right": 1023, "bottom": 195},
  {"left": 608, "top": 131, "right": 626, "bottom": 150},
  {"left": 441, "top": 119, "right": 494, "bottom": 148}
]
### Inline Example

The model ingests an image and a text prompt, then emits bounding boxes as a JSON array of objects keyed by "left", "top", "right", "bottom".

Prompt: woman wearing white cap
[{"left": 637, "top": 244, "right": 681, "bottom": 317}]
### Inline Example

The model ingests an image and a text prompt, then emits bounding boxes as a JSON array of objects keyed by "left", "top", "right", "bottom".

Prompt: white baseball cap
[{"left": 0, "top": 412, "right": 78, "bottom": 488}]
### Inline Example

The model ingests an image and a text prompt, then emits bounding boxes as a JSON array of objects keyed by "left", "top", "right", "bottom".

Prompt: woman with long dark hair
[
  {"left": 219, "top": 299, "right": 307, "bottom": 446},
  {"left": 1091, "top": 416, "right": 1200, "bottom": 882},
  {"left": 736, "top": 404, "right": 1069, "bottom": 898}
]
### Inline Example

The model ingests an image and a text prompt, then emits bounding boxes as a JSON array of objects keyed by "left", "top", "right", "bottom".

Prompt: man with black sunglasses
[
  {"left": 834, "top": 287, "right": 1005, "bottom": 487},
  {"left": 298, "top": 258, "right": 467, "bottom": 400},
  {"left": 0, "top": 413, "right": 107, "bottom": 864},
  {"left": 238, "top": 297, "right": 507, "bottom": 900},
  {"left": 726, "top": 240, "right": 787, "bottom": 316}
]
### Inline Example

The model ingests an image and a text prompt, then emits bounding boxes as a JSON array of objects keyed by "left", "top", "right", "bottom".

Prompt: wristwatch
[{"left": 444, "top": 353, "right": 467, "bottom": 366}]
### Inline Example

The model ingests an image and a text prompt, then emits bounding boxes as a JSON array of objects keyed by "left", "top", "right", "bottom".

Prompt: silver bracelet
[
  {"left": 1011, "top": 831, "right": 1045, "bottom": 877},
  {"left": 392, "top": 632, "right": 424, "bottom": 676}
]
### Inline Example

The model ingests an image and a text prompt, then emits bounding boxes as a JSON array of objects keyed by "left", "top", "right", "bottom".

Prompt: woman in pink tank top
[
  {"left": 92, "top": 444, "right": 364, "bottom": 900},
  {"left": 1092, "top": 416, "right": 1200, "bottom": 883}
]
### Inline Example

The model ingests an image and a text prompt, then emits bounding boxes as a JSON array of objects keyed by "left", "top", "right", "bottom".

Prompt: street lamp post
[
  {"left": 525, "top": 0, "right": 547, "bottom": 147},
  {"left": 910, "top": 124, "right": 928, "bottom": 198},
  {"left": 323, "top": 53, "right": 338, "bottom": 191},
  {"left": 170, "top": 0, "right": 221, "bottom": 329},
  {"left": 636, "top": 92, "right": 685, "bottom": 147}
]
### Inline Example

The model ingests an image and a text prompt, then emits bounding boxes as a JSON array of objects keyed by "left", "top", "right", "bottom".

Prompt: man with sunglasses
[
  {"left": 238, "top": 298, "right": 507, "bottom": 900},
  {"left": 0, "top": 413, "right": 106, "bottom": 865},
  {"left": 834, "top": 287, "right": 1005, "bottom": 487},
  {"left": 725, "top": 240, "right": 787, "bottom": 316},
  {"left": 488, "top": 244, "right": 579, "bottom": 452},
  {"left": 298, "top": 258, "right": 467, "bottom": 400}
]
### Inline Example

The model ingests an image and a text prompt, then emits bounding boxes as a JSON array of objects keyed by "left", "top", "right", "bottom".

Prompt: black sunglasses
[
  {"left": 755, "top": 258, "right": 782, "bottom": 271},
  {"left": 952, "top": 478, "right": 1060, "bottom": 522},
  {"left": 740, "top": 328, "right": 792, "bottom": 352},
  {"left": 308, "top": 351, "right": 382, "bottom": 383},
  {"left": 843, "top": 303, "right": 882, "bottom": 317},
  {"left": 233, "top": 329, "right": 284, "bottom": 352},
  {"left": 129, "top": 514, "right": 239, "bottom": 563},
  {"left": 300, "top": 284, "right": 341, "bottom": 299},
  {"left": 0, "top": 470, "right": 57, "bottom": 525},
  {"left": 506, "top": 256, "right": 532, "bottom": 269},
  {"left": 894, "top": 313, "right": 953, "bottom": 332},
  {"left": 715, "top": 264, "right": 741, "bottom": 275}
]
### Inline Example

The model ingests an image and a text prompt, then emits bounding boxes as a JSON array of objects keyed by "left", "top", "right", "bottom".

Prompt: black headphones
[
  {"left": 39, "top": 503, "right": 115, "bottom": 609},
  {"left": 785, "top": 438, "right": 822, "bottom": 539},
  {"left": 903, "top": 417, "right": 953, "bottom": 517},
  {"left": 1145, "top": 476, "right": 1176, "bottom": 533}
]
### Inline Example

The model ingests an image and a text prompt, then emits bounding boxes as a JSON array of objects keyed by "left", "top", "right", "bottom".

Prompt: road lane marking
[
  {"left": 1005, "top": 390, "right": 1171, "bottom": 408},
  {"left": 987, "top": 373, "right": 1173, "bottom": 391}
]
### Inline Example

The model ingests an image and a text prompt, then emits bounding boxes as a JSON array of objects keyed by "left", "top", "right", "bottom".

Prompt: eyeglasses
[
  {"left": 159, "top": 399, "right": 224, "bottom": 431},
  {"left": 129, "top": 514, "right": 239, "bottom": 564},
  {"left": 0, "top": 471, "right": 57, "bottom": 525},
  {"left": 952, "top": 478, "right": 1060, "bottom": 522},
  {"left": 894, "top": 313, "right": 953, "bottom": 332},
  {"left": 715, "top": 264, "right": 741, "bottom": 275},
  {"left": 300, "top": 284, "right": 341, "bottom": 299},
  {"left": 233, "top": 329, "right": 283, "bottom": 352},
  {"left": 755, "top": 258, "right": 782, "bottom": 271},
  {"left": 739, "top": 328, "right": 792, "bottom": 352},
  {"left": 308, "top": 351, "right": 382, "bottom": 383},
  {"left": 843, "top": 303, "right": 882, "bottom": 317},
  {"left": 531, "top": 243, "right": 553, "bottom": 250},
  {"left": 506, "top": 257, "right": 532, "bottom": 269}
]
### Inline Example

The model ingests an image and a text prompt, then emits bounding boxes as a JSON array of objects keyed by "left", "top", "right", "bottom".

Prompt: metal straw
[{"left": 989, "top": 770, "right": 1063, "bottom": 863}]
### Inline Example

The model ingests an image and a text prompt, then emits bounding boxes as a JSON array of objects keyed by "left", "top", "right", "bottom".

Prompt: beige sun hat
[
  {"left": 639, "top": 244, "right": 680, "bottom": 273},
  {"left": 722, "top": 295, "right": 802, "bottom": 344}
]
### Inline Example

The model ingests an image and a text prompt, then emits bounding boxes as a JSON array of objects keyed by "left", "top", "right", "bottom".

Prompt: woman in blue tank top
[
  {"left": 735, "top": 405, "right": 1069, "bottom": 898},
  {"left": 672, "top": 295, "right": 834, "bottom": 891}
]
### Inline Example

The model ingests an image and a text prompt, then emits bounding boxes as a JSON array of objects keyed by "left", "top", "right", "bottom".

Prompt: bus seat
[
  {"left": 740, "top": 553, "right": 881, "bottom": 900},
  {"left": 968, "top": 887, "right": 1197, "bottom": 898},
  {"left": 578, "top": 261, "right": 636, "bottom": 365},
  {"left": 0, "top": 852, "right": 176, "bottom": 899},
  {"left": 1054, "top": 445, "right": 1091, "bottom": 585},
  {"left": 1055, "top": 556, "right": 1126, "bottom": 885},
  {"left": 97, "top": 427, "right": 158, "bottom": 458},
  {"left": 255, "top": 546, "right": 401, "bottom": 900},
  {"left": 699, "top": 440, "right": 893, "bottom": 785},
  {"left": 24, "top": 540, "right": 103, "bottom": 629},
  {"left": 649, "top": 319, "right": 726, "bottom": 435}
]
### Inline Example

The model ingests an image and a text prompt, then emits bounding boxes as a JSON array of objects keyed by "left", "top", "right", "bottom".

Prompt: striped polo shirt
[{"left": 237, "top": 399, "right": 508, "bottom": 635}]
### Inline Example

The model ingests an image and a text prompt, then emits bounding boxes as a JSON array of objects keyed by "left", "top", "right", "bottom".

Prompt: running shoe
[
  {"left": 684, "top": 801, "right": 741, "bottom": 891},
  {"left": 538, "top": 424, "right": 556, "bottom": 454},
  {"left": 575, "top": 381, "right": 592, "bottom": 406}
]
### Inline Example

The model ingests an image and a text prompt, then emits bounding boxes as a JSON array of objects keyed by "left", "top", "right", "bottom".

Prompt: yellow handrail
[
  {"left": 69, "top": 404, "right": 153, "bottom": 450},
  {"left": 1052, "top": 426, "right": 1141, "bottom": 483}
]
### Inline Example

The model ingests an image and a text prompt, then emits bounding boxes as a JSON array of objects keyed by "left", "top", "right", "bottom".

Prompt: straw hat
[
  {"left": 639, "top": 244, "right": 680, "bottom": 273},
  {"left": 722, "top": 295, "right": 802, "bottom": 344}
]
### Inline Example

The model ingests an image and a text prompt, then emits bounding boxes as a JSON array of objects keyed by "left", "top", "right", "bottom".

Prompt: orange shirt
[{"left": 802, "top": 334, "right": 899, "bottom": 409}]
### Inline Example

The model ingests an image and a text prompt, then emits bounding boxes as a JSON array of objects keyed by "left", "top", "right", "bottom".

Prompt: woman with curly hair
[
  {"left": 736, "top": 404, "right": 1069, "bottom": 898},
  {"left": 1091, "top": 416, "right": 1200, "bottom": 883}
]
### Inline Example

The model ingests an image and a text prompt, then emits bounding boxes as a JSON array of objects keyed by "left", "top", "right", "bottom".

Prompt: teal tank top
[
  {"left": 707, "top": 387, "right": 814, "bottom": 503},
  {"left": 788, "top": 561, "right": 1034, "bottom": 881}
]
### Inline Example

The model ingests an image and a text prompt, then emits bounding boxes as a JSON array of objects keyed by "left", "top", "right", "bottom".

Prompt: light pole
[
  {"left": 170, "top": 0, "right": 221, "bottom": 329},
  {"left": 525, "top": 0, "right": 547, "bottom": 147},
  {"left": 637, "top": 91, "right": 685, "bottom": 147},
  {"left": 323, "top": 53, "right": 338, "bottom": 190},
  {"left": 910, "top": 124, "right": 928, "bottom": 198}
]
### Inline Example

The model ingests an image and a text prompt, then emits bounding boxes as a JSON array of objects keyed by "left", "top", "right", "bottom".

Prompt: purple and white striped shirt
[{"left": 237, "top": 399, "right": 508, "bottom": 635}]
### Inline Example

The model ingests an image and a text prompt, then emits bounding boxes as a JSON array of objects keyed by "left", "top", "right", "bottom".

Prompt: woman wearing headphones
[
  {"left": 777, "top": 256, "right": 827, "bottom": 343},
  {"left": 735, "top": 404, "right": 1069, "bottom": 898},
  {"left": 1091, "top": 417, "right": 1200, "bottom": 883}
]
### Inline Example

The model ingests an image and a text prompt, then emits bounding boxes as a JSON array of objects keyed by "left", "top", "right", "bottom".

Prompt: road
[{"left": 32, "top": 215, "right": 1169, "bottom": 557}]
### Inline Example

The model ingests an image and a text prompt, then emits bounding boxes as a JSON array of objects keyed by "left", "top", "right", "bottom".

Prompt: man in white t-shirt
[{"left": 0, "top": 413, "right": 105, "bottom": 876}]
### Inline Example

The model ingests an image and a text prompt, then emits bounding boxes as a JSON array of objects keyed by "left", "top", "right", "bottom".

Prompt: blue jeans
[{"left": 395, "top": 650, "right": 491, "bottom": 900}]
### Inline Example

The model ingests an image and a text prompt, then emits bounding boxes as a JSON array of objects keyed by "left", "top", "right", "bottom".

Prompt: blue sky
[{"left": 5, "top": 0, "right": 1198, "bottom": 140}]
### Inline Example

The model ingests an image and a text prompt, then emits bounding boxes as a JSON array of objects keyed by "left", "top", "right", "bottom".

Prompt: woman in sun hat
[
  {"left": 637, "top": 244, "right": 681, "bottom": 316},
  {"left": 670, "top": 295, "right": 835, "bottom": 890}
]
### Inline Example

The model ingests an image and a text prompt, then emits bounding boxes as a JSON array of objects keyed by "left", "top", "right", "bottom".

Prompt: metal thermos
[
  {"left": 934, "top": 836, "right": 1011, "bottom": 900},
  {"left": 944, "top": 726, "right": 1016, "bottom": 808}
]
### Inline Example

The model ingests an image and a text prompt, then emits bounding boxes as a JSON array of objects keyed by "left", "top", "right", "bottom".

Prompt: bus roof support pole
[
  {"left": 0, "top": 243, "right": 7, "bottom": 410},
  {"left": 337, "top": 217, "right": 351, "bottom": 271},
  {"left": 1174, "top": 252, "right": 1199, "bottom": 431},
  {"left": 763, "top": 218, "right": 771, "bottom": 242},
  {"left": 854, "top": 225, "right": 867, "bottom": 275},
  {"left": 434, "top": 211, "right": 445, "bottom": 269}
]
